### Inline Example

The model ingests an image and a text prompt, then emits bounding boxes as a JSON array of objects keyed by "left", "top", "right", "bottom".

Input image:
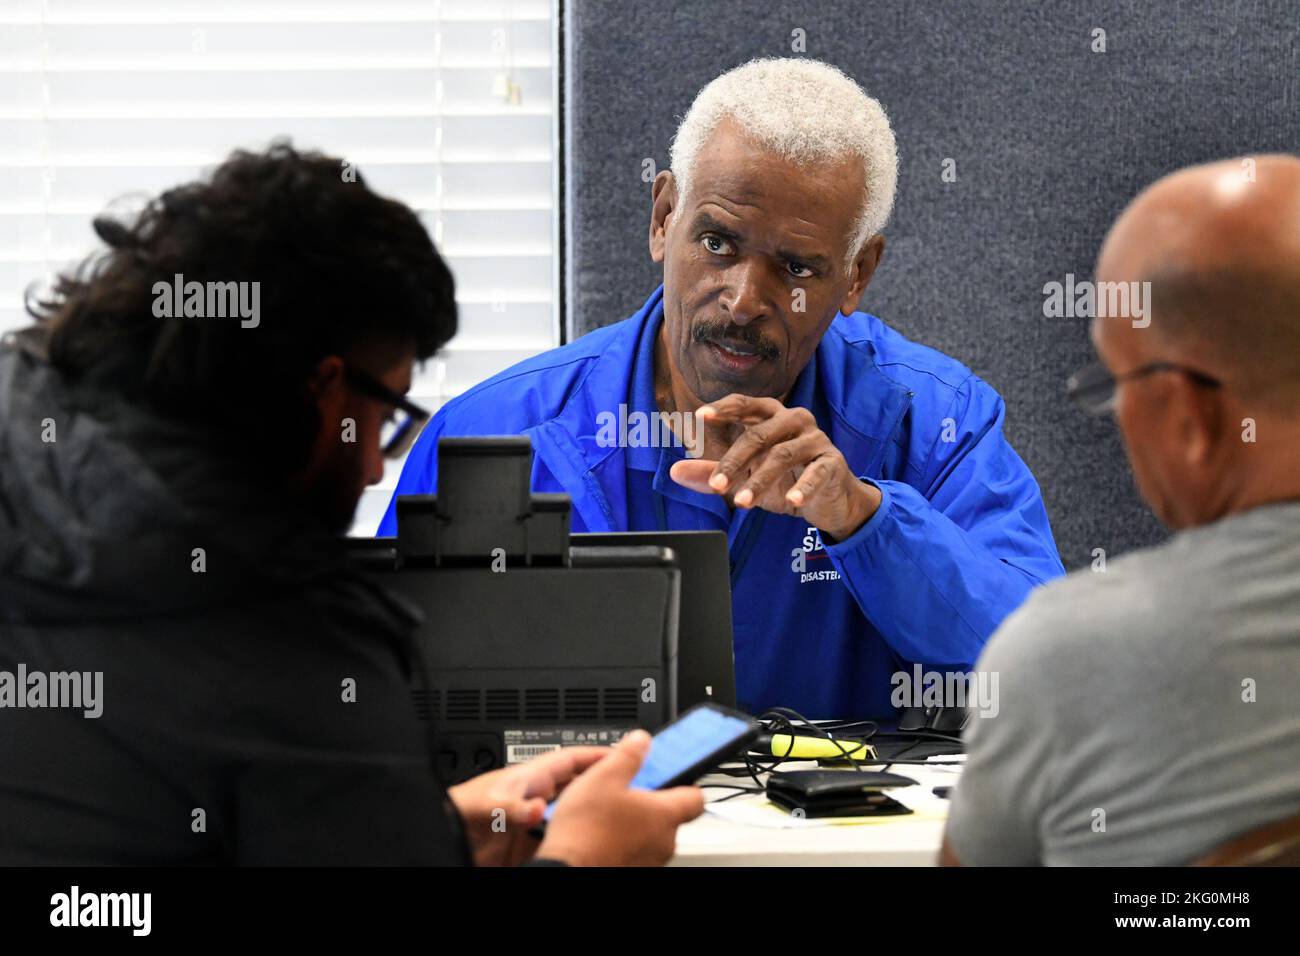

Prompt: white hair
[{"left": 669, "top": 58, "right": 898, "bottom": 273}]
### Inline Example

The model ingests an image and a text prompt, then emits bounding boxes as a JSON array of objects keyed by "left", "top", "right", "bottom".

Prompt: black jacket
[{"left": 0, "top": 334, "right": 471, "bottom": 864}]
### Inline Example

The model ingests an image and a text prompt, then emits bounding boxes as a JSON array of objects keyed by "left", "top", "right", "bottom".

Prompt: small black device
[
  {"left": 766, "top": 770, "right": 916, "bottom": 818},
  {"left": 575, "top": 530, "right": 737, "bottom": 711}
]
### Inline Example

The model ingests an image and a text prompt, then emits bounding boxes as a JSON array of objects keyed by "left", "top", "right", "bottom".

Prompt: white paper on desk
[
  {"left": 926, "top": 753, "right": 966, "bottom": 770},
  {"left": 704, "top": 797, "right": 839, "bottom": 828},
  {"left": 704, "top": 788, "right": 947, "bottom": 829}
]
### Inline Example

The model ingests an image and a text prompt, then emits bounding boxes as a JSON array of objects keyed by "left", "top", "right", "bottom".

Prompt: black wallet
[{"left": 766, "top": 770, "right": 917, "bottom": 818}]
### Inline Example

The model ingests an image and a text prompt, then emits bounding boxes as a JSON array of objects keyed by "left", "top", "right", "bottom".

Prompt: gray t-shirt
[{"left": 946, "top": 501, "right": 1300, "bottom": 866}]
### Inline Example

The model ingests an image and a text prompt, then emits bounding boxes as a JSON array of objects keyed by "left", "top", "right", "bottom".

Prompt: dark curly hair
[{"left": 27, "top": 140, "right": 457, "bottom": 472}]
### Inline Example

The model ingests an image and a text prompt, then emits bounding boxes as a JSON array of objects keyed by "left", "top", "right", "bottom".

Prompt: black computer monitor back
[{"left": 573, "top": 530, "right": 737, "bottom": 711}]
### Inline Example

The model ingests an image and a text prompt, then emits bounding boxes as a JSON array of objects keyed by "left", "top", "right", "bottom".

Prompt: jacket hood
[{"left": 0, "top": 332, "right": 347, "bottom": 625}]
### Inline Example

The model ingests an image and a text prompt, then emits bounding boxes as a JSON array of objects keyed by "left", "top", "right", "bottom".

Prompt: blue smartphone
[{"left": 542, "top": 703, "right": 760, "bottom": 822}]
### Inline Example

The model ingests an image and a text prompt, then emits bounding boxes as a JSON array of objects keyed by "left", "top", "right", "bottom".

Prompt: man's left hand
[
  {"left": 669, "top": 394, "right": 882, "bottom": 542},
  {"left": 447, "top": 746, "right": 611, "bottom": 866}
]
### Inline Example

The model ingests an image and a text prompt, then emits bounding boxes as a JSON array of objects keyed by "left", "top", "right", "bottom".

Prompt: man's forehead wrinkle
[
  {"left": 695, "top": 197, "right": 839, "bottom": 249},
  {"left": 690, "top": 164, "right": 779, "bottom": 208},
  {"left": 698, "top": 194, "right": 766, "bottom": 218}
]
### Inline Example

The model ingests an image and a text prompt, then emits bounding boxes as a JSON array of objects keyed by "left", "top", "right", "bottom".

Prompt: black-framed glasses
[
  {"left": 1067, "top": 361, "right": 1222, "bottom": 416},
  {"left": 343, "top": 366, "right": 431, "bottom": 458}
]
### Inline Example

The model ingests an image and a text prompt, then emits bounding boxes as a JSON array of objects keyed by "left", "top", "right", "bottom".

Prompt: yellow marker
[{"left": 769, "top": 735, "right": 877, "bottom": 761}]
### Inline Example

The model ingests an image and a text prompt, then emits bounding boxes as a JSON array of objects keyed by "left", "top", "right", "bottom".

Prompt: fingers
[
  {"left": 785, "top": 452, "right": 839, "bottom": 509},
  {"left": 709, "top": 406, "right": 814, "bottom": 493},
  {"left": 648, "top": 785, "right": 706, "bottom": 824},
  {"left": 490, "top": 774, "right": 546, "bottom": 827},
  {"left": 669, "top": 458, "right": 719, "bottom": 494},
  {"left": 732, "top": 432, "right": 825, "bottom": 509},
  {"left": 536, "top": 735, "right": 700, "bottom": 866},
  {"left": 510, "top": 797, "right": 548, "bottom": 829},
  {"left": 581, "top": 729, "right": 650, "bottom": 787},
  {"left": 674, "top": 399, "right": 831, "bottom": 516},
  {"left": 697, "top": 393, "right": 785, "bottom": 426},
  {"left": 522, "top": 745, "right": 615, "bottom": 799},
  {"left": 533, "top": 745, "right": 612, "bottom": 779}
]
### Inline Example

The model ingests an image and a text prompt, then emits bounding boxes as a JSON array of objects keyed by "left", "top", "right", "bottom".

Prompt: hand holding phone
[
  {"left": 624, "top": 703, "right": 761, "bottom": 790},
  {"left": 529, "top": 704, "right": 756, "bottom": 865},
  {"left": 531, "top": 729, "right": 706, "bottom": 866},
  {"left": 543, "top": 703, "right": 760, "bottom": 821}
]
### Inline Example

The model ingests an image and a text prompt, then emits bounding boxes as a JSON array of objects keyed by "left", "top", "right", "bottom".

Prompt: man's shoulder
[
  {"left": 981, "top": 539, "right": 1185, "bottom": 678},
  {"left": 829, "top": 311, "right": 977, "bottom": 395},
  {"left": 437, "top": 317, "right": 636, "bottom": 431}
]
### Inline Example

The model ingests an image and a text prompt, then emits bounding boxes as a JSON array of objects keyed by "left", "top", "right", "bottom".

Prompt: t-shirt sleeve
[{"left": 944, "top": 590, "right": 1064, "bottom": 866}]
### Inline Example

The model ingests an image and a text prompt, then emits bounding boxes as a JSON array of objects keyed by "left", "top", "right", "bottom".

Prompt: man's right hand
[{"left": 535, "top": 730, "right": 704, "bottom": 866}]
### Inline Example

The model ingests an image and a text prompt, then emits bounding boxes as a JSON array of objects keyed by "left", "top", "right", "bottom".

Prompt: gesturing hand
[{"left": 669, "top": 394, "right": 882, "bottom": 541}]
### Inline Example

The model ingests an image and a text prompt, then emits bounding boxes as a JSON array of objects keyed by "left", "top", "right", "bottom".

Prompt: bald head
[
  {"left": 1092, "top": 154, "right": 1300, "bottom": 529},
  {"left": 1096, "top": 154, "right": 1300, "bottom": 413}
]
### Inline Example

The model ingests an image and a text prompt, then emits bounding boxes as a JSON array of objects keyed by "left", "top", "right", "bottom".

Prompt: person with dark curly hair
[{"left": 0, "top": 141, "right": 702, "bottom": 866}]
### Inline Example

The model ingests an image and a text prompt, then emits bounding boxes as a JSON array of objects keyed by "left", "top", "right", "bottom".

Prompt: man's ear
[
  {"left": 306, "top": 355, "right": 347, "bottom": 403},
  {"left": 1177, "top": 374, "right": 1226, "bottom": 467},
  {"left": 292, "top": 355, "right": 350, "bottom": 479},
  {"left": 649, "top": 170, "right": 678, "bottom": 264},
  {"left": 305, "top": 355, "right": 349, "bottom": 437},
  {"left": 839, "top": 233, "right": 886, "bottom": 315}
]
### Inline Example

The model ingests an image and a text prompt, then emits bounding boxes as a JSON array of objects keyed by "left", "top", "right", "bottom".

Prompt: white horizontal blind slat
[{"left": 0, "top": 0, "right": 560, "bottom": 537}]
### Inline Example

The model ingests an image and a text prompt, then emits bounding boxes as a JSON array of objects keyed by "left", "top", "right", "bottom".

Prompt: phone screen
[
  {"left": 542, "top": 706, "right": 753, "bottom": 821},
  {"left": 627, "top": 706, "right": 753, "bottom": 790}
]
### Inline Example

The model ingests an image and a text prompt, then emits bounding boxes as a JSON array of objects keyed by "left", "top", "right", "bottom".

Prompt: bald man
[{"left": 941, "top": 154, "right": 1300, "bottom": 866}]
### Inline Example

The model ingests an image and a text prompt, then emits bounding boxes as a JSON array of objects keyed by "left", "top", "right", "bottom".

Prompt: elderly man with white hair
[{"left": 381, "top": 58, "right": 1064, "bottom": 719}]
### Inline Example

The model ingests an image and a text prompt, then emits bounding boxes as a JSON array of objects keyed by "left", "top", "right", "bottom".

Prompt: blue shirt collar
[{"left": 627, "top": 297, "right": 667, "bottom": 472}]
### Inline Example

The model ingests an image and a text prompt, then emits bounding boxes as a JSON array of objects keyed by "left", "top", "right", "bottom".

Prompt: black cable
[
  {"left": 741, "top": 708, "right": 881, "bottom": 788},
  {"left": 873, "top": 729, "right": 965, "bottom": 745},
  {"left": 700, "top": 785, "right": 766, "bottom": 803},
  {"left": 875, "top": 728, "right": 964, "bottom": 771},
  {"left": 745, "top": 711, "right": 964, "bottom": 775}
]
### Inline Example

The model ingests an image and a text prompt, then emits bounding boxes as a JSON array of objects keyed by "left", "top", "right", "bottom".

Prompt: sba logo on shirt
[{"left": 790, "top": 526, "right": 840, "bottom": 583}]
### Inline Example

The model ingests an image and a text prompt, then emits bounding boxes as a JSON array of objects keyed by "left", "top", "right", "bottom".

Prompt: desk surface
[{"left": 671, "top": 760, "right": 961, "bottom": 866}]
